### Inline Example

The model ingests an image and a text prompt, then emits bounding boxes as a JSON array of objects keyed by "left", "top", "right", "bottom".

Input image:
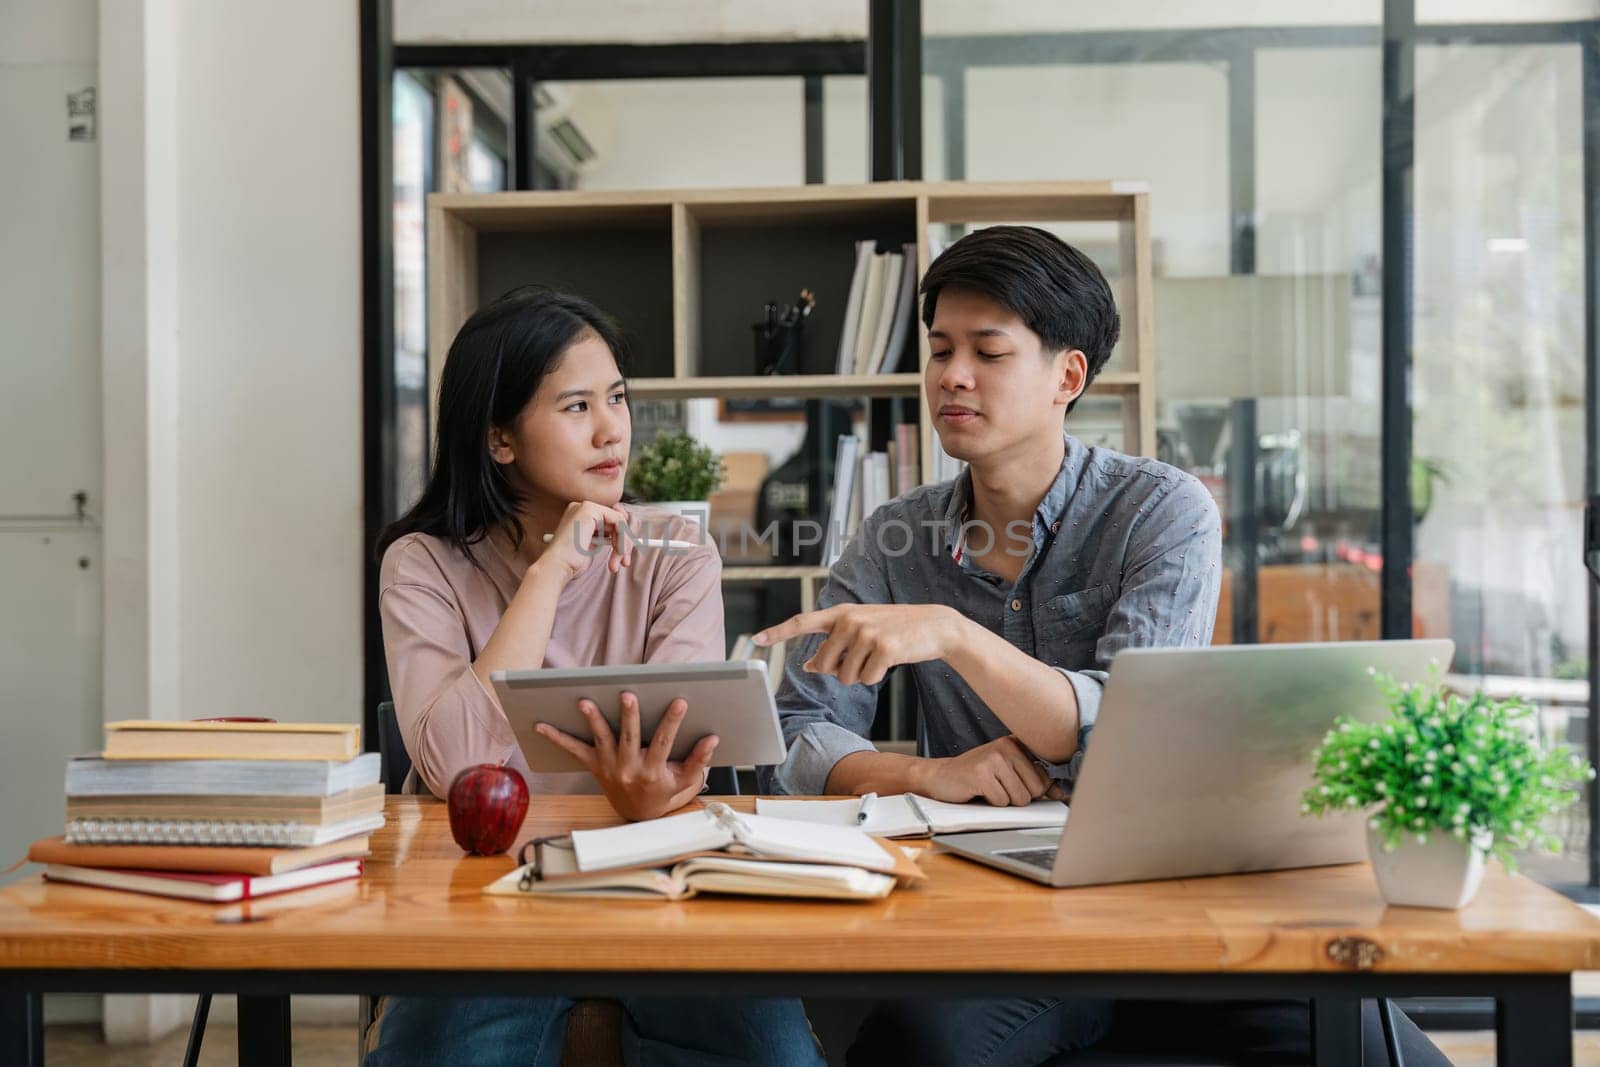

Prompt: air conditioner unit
[{"left": 533, "top": 84, "right": 598, "bottom": 179}]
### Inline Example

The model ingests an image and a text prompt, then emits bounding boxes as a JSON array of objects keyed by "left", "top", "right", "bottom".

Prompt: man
[{"left": 753, "top": 224, "right": 1222, "bottom": 1064}]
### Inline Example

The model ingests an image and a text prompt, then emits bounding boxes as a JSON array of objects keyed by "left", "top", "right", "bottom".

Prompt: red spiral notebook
[{"left": 42, "top": 858, "right": 362, "bottom": 903}]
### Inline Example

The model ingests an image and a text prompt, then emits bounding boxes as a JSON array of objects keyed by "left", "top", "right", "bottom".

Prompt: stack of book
[
  {"left": 836, "top": 240, "right": 918, "bottom": 377},
  {"left": 28, "top": 721, "right": 382, "bottom": 902}
]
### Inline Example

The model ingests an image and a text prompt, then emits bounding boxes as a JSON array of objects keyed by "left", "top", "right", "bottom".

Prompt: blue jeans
[
  {"left": 846, "top": 996, "right": 1114, "bottom": 1067},
  {"left": 364, "top": 994, "right": 825, "bottom": 1067}
]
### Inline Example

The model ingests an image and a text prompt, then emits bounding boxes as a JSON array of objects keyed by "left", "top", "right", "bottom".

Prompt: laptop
[{"left": 934, "top": 639, "right": 1454, "bottom": 887}]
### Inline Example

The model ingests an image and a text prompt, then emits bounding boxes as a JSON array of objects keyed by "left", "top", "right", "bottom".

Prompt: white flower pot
[
  {"left": 638, "top": 500, "right": 711, "bottom": 543},
  {"left": 1366, "top": 825, "right": 1487, "bottom": 909}
]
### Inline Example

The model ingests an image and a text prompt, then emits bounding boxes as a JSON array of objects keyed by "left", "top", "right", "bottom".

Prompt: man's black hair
[{"left": 920, "top": 225, "right": 1121, "bottom": 413}]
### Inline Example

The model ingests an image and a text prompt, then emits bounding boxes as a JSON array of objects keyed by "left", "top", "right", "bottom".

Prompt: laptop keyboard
[{"left": 996, "top": 846, "right": 1059, "bottom": 871}]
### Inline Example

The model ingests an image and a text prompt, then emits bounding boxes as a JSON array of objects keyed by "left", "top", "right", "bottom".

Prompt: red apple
[{"left": 447, "top": 764, "right": 529, "bottom": 855}]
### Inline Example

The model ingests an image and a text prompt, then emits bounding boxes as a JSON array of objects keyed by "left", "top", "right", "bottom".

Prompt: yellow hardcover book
[{"left": 103, "top": 721, "right": 361, "bottom": 762}]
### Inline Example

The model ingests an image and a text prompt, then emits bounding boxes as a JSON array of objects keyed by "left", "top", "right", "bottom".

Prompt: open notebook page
[
  {"left": 911, "top": 797, "right": 1068, "bottom": 833},
  {"left": 677, "top": 857, "right": 896, "bottom": 900},
  {"left": 756, "top": 796, "right": 928, "bottom": 837},
  {"left": 729, "top": 810, "right": 898, "bottom": 871},
  {"left": 757, "top": 795, "right": 1067, "bottom": 837},
  {"left": 570, "top": 809, "right": 732, "bottom": 872}
]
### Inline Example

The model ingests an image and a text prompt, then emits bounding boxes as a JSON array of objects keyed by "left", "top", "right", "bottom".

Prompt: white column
[{"left": 100, "top": 0, "right": 180, "bottom": 730}]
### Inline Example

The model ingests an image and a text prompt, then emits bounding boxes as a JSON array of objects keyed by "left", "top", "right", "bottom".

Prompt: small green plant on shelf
[
  {"left": 1300, "top": 670, "right": 1594, "bottom": 871},
  {"left": 628, "top": 431, "right": 726, "bottom": 503}
]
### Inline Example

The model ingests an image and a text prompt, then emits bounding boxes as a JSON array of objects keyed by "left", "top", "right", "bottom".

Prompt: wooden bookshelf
[
  {"left": 428, "top": 180, "right": 1157, "bottom": 460},
  {"left": 426, "top": 180, "right": 1159, "bottom": 602},
  {"left": 626, "top": 373, "right": 922, "bottom": 401},
  {"left": 719, "top": 566, "right": 830, "bottom": 582}
]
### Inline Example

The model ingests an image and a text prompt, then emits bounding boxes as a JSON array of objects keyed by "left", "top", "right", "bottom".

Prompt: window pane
[
  {"left": 392, "top": 71, "right": 434, "bottom": 514},
  {"left": 821, "top": 74, "right": 948, "bottom": 183},
  {"left": 1248, "top": 43, "right": 1385, "bottom": 645},
  {"left": 543, "top": 79, "right": 807, "bottom": 190},
  {"left": 392, "top": 68, "right": 510, "bottom": 511},
  {"left": 925, "top": 5, "right": 1383, "bottom": 647},
  {"left": 1417, "top": 0, "right": 1600, "bottom": 23},
  {"left": 1412, "top": 42, "right": 1588, "bottom": 881}
]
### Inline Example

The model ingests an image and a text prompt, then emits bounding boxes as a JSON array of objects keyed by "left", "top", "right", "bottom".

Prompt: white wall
[
  {"left": 100, "top": 0, "right": 363, "bottom": 733},
  {"left": 171, "top": 0, "right": 363, "bottom": 720},
  {"left": 0, "top": 0, "right": 96, "bottom": 63},
  {"left": 0, "top": 0, "right": 102, "bottom": 892},
  {"left": 1, "top": 0, "right": 103, "bottom": 1030},
  {"left": 95, "top": 0, "right": 362, "bottom": 1036},
  {"left": 563, "top": 78, "right": 805, "bottom": 191}
]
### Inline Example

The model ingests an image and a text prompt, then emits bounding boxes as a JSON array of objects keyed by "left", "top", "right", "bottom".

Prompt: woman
[{"left": 367, "top": 287, "right": 821, "bottom": 1067}]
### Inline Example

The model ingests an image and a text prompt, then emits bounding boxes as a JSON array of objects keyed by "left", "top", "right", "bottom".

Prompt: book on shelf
[
  {"left": 65, "top": 781, "right": 385, "bottom": 825},
  {"left": 859, "top": 451, "right": 891, "bottom": 523},
  {"left": 837, "top": 242, "right": 919, "bottom": 377},
  {"left": 65, "top": 752, "right": 382, "bottom": 798},
  {"left": 42, "top": 858, "right": 363, "bottom": 903},
  {"left": 63, "top": 811, "right": 386, "bottom": 848},
  {"left": 28, "top": 833, "right": 373, "bottom": 876},
  {"left": 835, "top": 240, "right": 874, "bottom": 375},
  {"left": 486, "top": 801, "right": 923, "bottom": 901},
  {"left": 838, "top": 451, "right": 864, "bottom": 550},
  {"left": 103, "top": 720, "right": 360, "bottom": 762},
  {"left": 849, "top": 251, "right": 890, "bottom": 377},
  {"left": 756, "top": 795, "right": 1069, "bottom": 839},
  {"left": 764, "top": 637, "right": 788, "bottom": 696},
  {"left": 856, "top": 250, "right": 902, "bottom": 376},
  {"left": 929, "top": 430, "right": 966, "bottom": 485},
  {"left": 822, "top": 431, "right": 927, "bottom": 568},
  {"left": 893, "top": 423, "right": 921, "bottom": 495},
  {"left": 728, "top": 633, "right": 786, "bottom": 694},
  {"left": 728, "top": 633, "right": 761, "bottom": 664},
  {"left": 869, "top": 245, "right": 918, "bottom": 376},
  {"left": 821, "top": 433, "right": 860, "bottom": 567}
]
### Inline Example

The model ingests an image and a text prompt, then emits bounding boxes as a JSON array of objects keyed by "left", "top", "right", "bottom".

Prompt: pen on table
[
  {"left": 540, "top": 533, "right": 700, "bottom": 551},
  {"left": 856, "top": 792, "right": 877, "bottom": 825}
]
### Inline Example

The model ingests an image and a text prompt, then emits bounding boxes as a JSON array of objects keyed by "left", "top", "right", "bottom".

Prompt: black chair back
[
  {"left": 707, "top": 765, "right": 739, "bottom": 795},
  {"left": 375, "top": 701, "right": 413, "bottom": 796}
]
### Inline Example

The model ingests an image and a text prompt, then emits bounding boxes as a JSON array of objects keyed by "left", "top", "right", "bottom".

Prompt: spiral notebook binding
[{"left": 65, "top": 818, "right": 304, "bottom": 847}]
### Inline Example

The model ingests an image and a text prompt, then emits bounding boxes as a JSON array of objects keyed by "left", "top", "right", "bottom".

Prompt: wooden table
[{"left": 1, "top": 795, "right": 1597, "bottom": 1066}]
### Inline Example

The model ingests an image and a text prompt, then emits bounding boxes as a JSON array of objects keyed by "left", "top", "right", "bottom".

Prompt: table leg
[
  {"left": 1497, "top": 976, "right": 1572, "bottom": 1067},
  {"left": 1312, "top": 996, "right": 1363, "bottom": 1067},
  {"left": 237, "top": 994, "right": 292, "bottom": 1067},
  {"left": 0, "top": 991, "right": 43, "bottom": 1067}
]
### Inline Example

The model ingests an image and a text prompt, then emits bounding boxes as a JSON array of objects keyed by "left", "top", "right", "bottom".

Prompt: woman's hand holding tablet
[{"left": 535, "top": 692, "right": 718, "bottom": 821}]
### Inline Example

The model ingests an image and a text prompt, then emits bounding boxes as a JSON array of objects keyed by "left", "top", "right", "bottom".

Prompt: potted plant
[
  {"left": 1301, "top": 672, "right": 1593, "bottom": 909},
  {"left": 627, "top": 431, "right": 726, "bottom": 541}
]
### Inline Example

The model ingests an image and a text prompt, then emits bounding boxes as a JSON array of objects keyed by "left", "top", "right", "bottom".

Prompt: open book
[
  {"left": 486, "top": 802, "right": 923, "bottom": 901},
  {"left": 756, "top": 795, "right": 1068, "bottom": 839}
]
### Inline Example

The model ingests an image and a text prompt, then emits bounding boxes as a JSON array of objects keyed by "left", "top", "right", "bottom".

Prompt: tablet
[{"left": 490, "top": 661, "right": 787, "bottom": 774}]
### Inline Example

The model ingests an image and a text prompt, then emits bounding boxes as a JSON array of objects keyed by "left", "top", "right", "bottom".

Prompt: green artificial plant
[
  {"left": 1301, "top": 671, "right": 1593, "bottom": 871},
  {"left": 627, "top": 431, "right": 725, "bottom": 503}
]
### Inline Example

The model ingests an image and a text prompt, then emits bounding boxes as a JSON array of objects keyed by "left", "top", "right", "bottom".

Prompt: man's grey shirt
[{"left": 757, "top": 434, "right": 1223, "bottom": 796}]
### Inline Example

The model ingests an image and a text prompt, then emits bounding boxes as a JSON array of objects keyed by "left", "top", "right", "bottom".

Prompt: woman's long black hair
[{"left": 375, "top": 286, "right": 629, "bottom": 563}]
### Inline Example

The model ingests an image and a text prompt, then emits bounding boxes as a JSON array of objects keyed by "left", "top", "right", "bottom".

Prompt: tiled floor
[{"left": 42, "top": 1024, "right": 1600, "bottom": 1066}]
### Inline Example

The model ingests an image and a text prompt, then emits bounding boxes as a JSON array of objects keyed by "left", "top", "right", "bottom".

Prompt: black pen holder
[{"left": 753, "top": 317, "right": 805, "bottom": 375}]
